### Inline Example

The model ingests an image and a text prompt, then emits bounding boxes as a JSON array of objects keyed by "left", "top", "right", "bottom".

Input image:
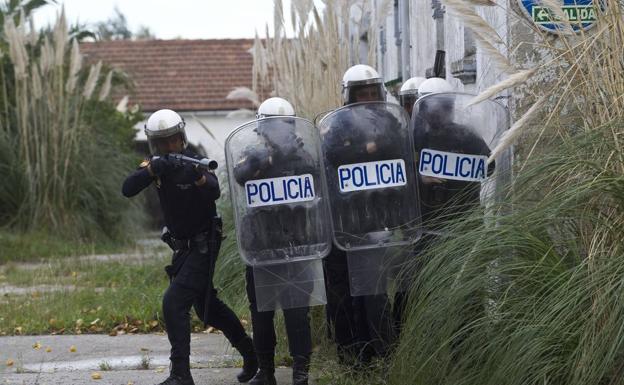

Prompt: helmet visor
[
  {"left": 346, "top": 83, "right": 386, "bottom": 105},
  {"left": 147, "top": 132, "right": 186, "bottom": 156}
]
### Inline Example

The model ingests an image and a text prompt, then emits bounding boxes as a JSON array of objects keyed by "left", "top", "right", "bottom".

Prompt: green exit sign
[{"left": 532, "top": 5, "right": 598, "bottom": 24}]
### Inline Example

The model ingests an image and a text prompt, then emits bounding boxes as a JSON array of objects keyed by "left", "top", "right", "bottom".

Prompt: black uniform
[
  {"left": 321, "top": 104, "right": 402, "bottom": 363},
  {"left": 122, "top": 149, "right": 250, "bottom": 380},
  {"left": 232, "top": 119, "right": 315, "bottom": 371}
]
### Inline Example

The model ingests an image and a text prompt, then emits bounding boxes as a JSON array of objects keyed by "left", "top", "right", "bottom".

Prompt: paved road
[{"left": 0, "top": 334, "right": 293, "bottom": 385}]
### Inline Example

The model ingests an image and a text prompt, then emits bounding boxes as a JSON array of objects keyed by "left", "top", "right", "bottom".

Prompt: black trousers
[
  {"left": 324, "top": 247, "right": 395, "bottom": 360},
  {"left": 163, "top": 246, "right": 246, "bottom": 365},
  {"left": 245, "top": 266, "right": 312, "bottom": 358}
]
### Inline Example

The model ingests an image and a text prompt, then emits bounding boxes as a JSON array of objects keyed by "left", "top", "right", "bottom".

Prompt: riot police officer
[
  {"left": 393, "top": 78, "right": 495, "bottom": 335},
  {"left": 322, "top": 65, "right": 399, "bottom": 365},
  {"left": 398, "top": 76, "right": 426, "bottom": 117},
  {"left": 122, "top": 109, "right": 257, "bottom": 385},
  {"left": 232, "top": 98, "right": 315, "bottom": 385}
]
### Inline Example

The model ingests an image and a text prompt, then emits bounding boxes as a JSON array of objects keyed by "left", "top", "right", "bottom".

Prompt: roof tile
[{"left": 81, "top": 39, "right": 255, "bottom": 112}]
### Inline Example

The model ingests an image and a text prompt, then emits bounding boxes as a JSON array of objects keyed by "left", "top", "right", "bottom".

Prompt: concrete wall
[{"left": 368, "top": 0, "right": 544, "bottom": 115}]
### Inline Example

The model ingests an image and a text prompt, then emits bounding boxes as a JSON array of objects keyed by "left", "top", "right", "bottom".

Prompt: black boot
[
  {"left": 292, "top": 355, "right": 310, "bottom": 385},
  {"left": 249, "top": 352, "right": 276, "bottom": 385},
  {"left": 233, "top": 336, "right": 259, "bottom": 383},
  {"left": 157, "top": 359, "right": 195, "bottom": 385},
  {"left": 156, "top": 374, "right": 195, "bottom": 385}
]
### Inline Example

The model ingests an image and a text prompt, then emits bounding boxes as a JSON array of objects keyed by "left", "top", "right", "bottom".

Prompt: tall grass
[
  {"left": 0, "top": 11, "right": 142, "bottom": 240},
  {"left": 387, "top": 1, "right": 624, "bottom": 384},
  {"left": 389, "top": 121, "right": 624, "bottom": 385},
  {"left": 251, "top": 0, "right": 392, "bottom": 120}
]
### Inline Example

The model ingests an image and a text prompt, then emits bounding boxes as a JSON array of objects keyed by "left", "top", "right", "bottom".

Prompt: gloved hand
[
  {"left": 149, "top": 156, "right": 174, "bottom": 176},
  {"left": 191, "top": 165, "right": 205, "bottom": 184},
  {"left": 248, "top": 146, "right": 273, "bottom": 170}
]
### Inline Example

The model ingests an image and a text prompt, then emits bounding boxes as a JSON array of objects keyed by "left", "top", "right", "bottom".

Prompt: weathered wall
[{"left": 409, "top": 1, "right": 437, "bottom": 79}]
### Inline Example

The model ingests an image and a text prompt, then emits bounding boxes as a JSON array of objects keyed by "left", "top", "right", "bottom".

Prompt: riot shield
[
  {"left": 411, "top": 92, "right": 509, "bottom": 234},
  {"left": 319, "top": 102, "right": 421, "bottom": 296},
  {"left": 225, "top": 116, "right": 332, "bottom": 311},
  {"left": 318, "top": 102, "right": 421, "bottom": 251}
]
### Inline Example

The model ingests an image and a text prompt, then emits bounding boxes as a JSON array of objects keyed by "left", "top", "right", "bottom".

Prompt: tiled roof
[{"left": 81, "top": 39, "right": 255, "bottom": 112}]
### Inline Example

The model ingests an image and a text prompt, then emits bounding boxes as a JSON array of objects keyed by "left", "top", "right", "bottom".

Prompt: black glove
[
  {"left": 150, "top": 156, "right": 174, "bottom": 176},
  {"left": 247, "top": 147, "right": 272, "bottom": 170},
  {"left": 190, "top": 165, "right": 205, "bottom": 183}
]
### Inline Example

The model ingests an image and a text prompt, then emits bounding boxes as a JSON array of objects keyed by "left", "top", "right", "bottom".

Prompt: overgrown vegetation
[
  {"left": 0, "top": 243, "right": 170, "bottom": 336},
  {"left": 386, "top": 2, "right": 624, "bottom": 385},
  {"left": 390, "top": 121, "right": 624, "bottom": 385},
  {"left": 0, "top": 3, "right": 143, "bottom": 245}
]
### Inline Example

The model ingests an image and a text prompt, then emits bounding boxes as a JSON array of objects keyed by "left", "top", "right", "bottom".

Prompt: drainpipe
[{"left": 398, "top": 0, "right": 411, "bottom": 80}]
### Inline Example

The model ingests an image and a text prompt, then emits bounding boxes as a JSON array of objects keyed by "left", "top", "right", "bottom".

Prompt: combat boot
[
  {"left": 157, "top": 359, "right": 195, "bottom": 385},
  {"left": 156, "top": 374, "right": 195, "bottom": 385},
  {"left": 233, "top": 335, "right": 258, "bottom": 382},
  {"left": 249, "top": 352, "right": 276, "bottom": 385},
  {"left": 292, "top": 355, "right": 310, "bottom": 385}
]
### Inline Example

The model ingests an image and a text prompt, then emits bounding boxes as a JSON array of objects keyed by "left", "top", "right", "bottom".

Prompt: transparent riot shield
[
  {"left": 411, "top": 93, "right": 509, "bottom": 235},
  {"left": 225, "top": 116, "right": 332, "bottom": 311},
  {"left": 318, "top": 102, "right": 421, "bottom": 296}
]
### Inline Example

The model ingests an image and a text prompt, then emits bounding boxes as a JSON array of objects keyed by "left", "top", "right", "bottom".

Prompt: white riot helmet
[
  {"left": 342, "top": 64, "right": 387, "bottom": 105},
  {"left": 257, "top": 97, "right": 295, "bottom": 118},
  {"left": 144, "top": 109, "right": 187, "bottom": 156},
  {"left": 399, "top": 76, "right": 426, "bottom": 113},
  {"left": 417, "top": 77, "right": 453, "bottom": 99}
]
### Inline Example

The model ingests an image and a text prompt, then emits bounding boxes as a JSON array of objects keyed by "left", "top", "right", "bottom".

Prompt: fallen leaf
[
  {"left": 45, "top": 347, "right": 52, "bottom": 353},
  {"left": 155, "top": 366, "right": 166, "bottom": 373},
  {"left": 206, "top": 327, "right": 215, "bottom": 333},
  {"left": 97, "top": 306, "right": 102, "bottom": 311},
  {"left": 108, "top": 330, "right": 118, "bottom": 337},
  {"left": 69, "top": 345, "right": 77, "bottom": 352},
  {"left": 6, "top": 359, "right": 14, "bottom": 367},
  {"left": 32, "top": 342, "right": 42, "bottom": 350},
  {"left": 76, "top": 319, "right": 84, "bottom": 327},
  {"left": 49, "top": 318, "right": 56, "bottom": 326},
  {"left": 129, "top": 327, "right": 138, "bottom": 333},
  {"left": 91, "top": 372, "right": 102, "bottom": 380},
  {"left": 149, "top": 320, "right": 159, "bottom": 328},
  {"left": 140, "top": 347, "right": 150, "bottom": 352},
  {"left": 14, "top": 326, "right": 23, "bottom": 334}
]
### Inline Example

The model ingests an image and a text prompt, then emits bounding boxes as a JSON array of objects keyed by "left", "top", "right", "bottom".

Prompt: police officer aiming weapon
[{"left": 122, "top": 109, "right": 257, "bottom": 385}]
